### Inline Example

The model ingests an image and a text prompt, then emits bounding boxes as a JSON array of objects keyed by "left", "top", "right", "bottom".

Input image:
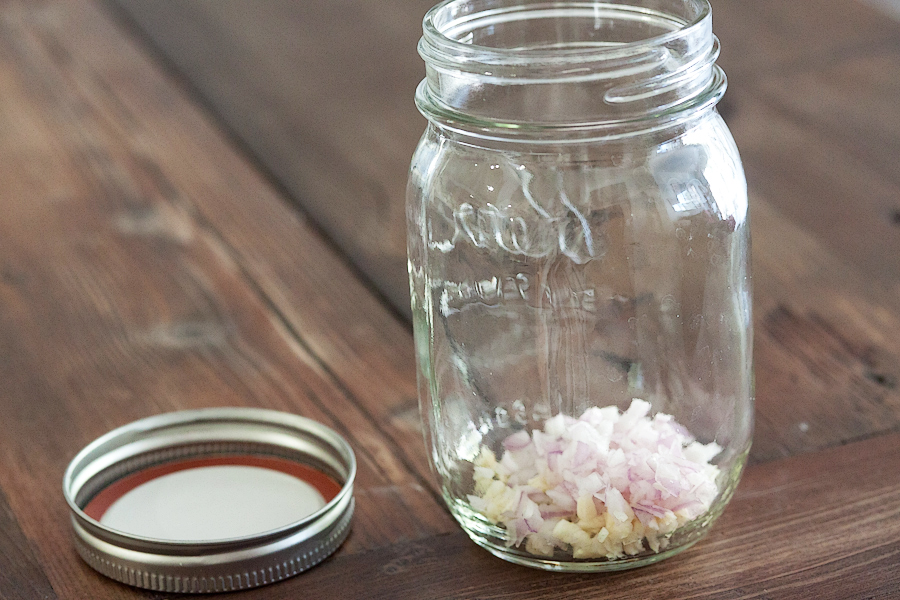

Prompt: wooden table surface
[{"left": 1, "top": 0, "right": 899, "bottom": 598}]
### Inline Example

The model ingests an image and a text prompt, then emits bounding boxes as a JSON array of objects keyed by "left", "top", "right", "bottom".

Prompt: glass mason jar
[{"left": 407, "top": 0, "right": 752, "bottom": 571}]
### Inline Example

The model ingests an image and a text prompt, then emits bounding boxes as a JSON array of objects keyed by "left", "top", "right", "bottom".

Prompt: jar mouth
[
  {"left": 416, "top": 0, "right": 725, "bottom": 140},
  {"left": 421, "top": 0, "right": 710, "bottom": 75}
]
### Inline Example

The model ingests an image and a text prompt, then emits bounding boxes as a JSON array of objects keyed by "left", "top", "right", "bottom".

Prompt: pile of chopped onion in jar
[{"left": 468, "top": 399, "right": 721, "bottom": 560}]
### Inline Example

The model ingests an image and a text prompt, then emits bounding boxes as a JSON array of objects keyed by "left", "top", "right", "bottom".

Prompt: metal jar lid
[{"left": 63, "top": 408, "right": 356, "bottom": 594}]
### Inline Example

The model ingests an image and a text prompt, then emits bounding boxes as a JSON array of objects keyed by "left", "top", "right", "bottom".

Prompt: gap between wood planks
[
  {"left": 94, "top": 0, "right": 900, "bottom": 464},
  {"left": 81, "top": 1, "right": 443, "bottom": 499},
  {"left": 0, "top": 0, "right": 451, "bottom": 570},
  {"left": 97, "top": 0, "right": 411, "bottom": 329},
  {"left": 263, "top": 430, "right": 900, "bottom": 600},
  {"left": 165, "top": 183, "right": 447, "bottom": 513},
  {"left": 86, "top": 0, "right": 442, "bottom": 501}
]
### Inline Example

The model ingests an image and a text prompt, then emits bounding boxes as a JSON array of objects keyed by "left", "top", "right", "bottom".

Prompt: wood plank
[
  {"left": 713, "top": 0, "right": 899, "bottom": 82},
  {"left": 750, "top": 196, "right": 900, "bottom": 462},
  {"left": 106, "top": 0, "right": 431, "bottom": 315},
  {"left": 754, "top": 43, "right": 900, "bottom": 200},
  {"left": 713, "top": 0, "right": 900, "bottom": 292},
  {"left": 1, "top": 0, "right": 899, "bottom": 596},
  {"left": 104, "top": 0, "right": 900, "bottom": 320},
  {"left": 757, "top": 44, "right": 900, "bottom": 188},
  {"left": 91, "top": 0, "right": 900, "bottom": 468},
  {"left": 0, "top": 1, "right": 452, "bottom": 598},
  {"left": 0, "top": 486, "right": 58, "bottom": 600},
  {"left": 99, "top": 0, "right": 900, "bottom": 464},
  {"left": 246, "top": 431, "right": 900, "bottom": 600},
  {"left": 723, "top": 72, "right": 900, "bottom": 297},
  {"left": 713, "top": 0, "right": 900, "bottom": 456},
  {"left": 105, "top": 0, "right": 900, "bottom": 458},
  {"left": 87, "top": 1, "right": 437, "bottom": 490}
]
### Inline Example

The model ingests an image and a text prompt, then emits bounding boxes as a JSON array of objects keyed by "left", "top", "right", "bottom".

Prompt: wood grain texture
[
  {"left": 106, "top": 0, "right": 432, "bottom": 315},
  {"left": 0, "top": 487, "right": 58, "bottom": 600},
  {"left": 724, "top": 75, "right": 900, "bottom": 300},
  {"left": 106, "top": 0, "right": 900, "bottom": 318},
  {"left": 0, "top": 0, "right": 899, "bottom": 598},
  {"left": 231, "top": 431, "right": 900, "bottom": 600},
  {"left": 0, "top": 0, "right": 450, "bottom": 598},
  {"left": 712, "top": 0, "right": 900, "bottom": 81},
  {"left": 713, "top": 0, "right": 900, "bottom": 293},
  {"left": 750, "top": 197, "right": 900, "bottom": 462},
  {"left": 103, "top": 0, "right": 900, "bottom": 463}
]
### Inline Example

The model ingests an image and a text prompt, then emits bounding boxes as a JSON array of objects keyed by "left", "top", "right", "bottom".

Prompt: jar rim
[
  {"left": 415, "top": 0, "right": 725, "bottom": 141},
  {"left": 420, "top": 0, "right": 711, "bottom": 73}
]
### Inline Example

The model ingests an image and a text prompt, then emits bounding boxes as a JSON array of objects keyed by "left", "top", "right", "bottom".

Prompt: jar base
[
  {"left": 463, "top": 524, "right": 705, "bottom": 572},
  {"left": 448, "top": 499, "right": 711, "bottom": 572}
]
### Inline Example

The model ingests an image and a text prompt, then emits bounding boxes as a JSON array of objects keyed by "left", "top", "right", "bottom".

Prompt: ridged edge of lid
[
  {"left": 72, "top": 498, "right": 353, "bottom": 593},
  {"left": 63, "top": 408, "right": 356, "bottom": 593}
]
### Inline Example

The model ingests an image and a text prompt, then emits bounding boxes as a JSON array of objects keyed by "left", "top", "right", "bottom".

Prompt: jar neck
[{"left": 416, "top": 0, "right": 725, "bottom": 143}]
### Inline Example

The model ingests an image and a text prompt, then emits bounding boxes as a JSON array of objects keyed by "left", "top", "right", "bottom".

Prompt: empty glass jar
[{"left": 407, "top": 0, "right": 752, "bottom": 571}]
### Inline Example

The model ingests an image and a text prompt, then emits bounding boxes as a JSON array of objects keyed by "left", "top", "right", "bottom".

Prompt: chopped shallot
[{"left": 468, "top": 399, "right": 721, "bottom": 560}]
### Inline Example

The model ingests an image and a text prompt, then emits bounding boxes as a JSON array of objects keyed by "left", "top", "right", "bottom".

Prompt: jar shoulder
[{"left": 408, "top": 113, "right": 747, "bottom": 225}]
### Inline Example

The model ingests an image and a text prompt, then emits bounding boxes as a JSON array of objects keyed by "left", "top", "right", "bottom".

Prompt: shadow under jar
[{"left": 407, "top": 0, "right": 752, "bottom": 571}]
